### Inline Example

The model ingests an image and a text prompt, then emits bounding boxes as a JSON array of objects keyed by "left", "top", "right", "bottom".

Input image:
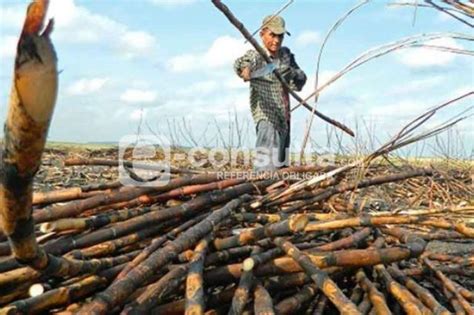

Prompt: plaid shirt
[{"left": 234, "top": 47, "right": 307, "bottom": 132}]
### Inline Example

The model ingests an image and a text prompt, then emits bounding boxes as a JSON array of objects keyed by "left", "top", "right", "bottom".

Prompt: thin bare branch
[
  {"left": 292, "top": 32, "right": 473, "bottom": 112},
  {"left": 252, "top": 92, "right": 473, "bottom": 208},
  {"left": 299, "top": 0, "right": 370, "bottom": 161}
]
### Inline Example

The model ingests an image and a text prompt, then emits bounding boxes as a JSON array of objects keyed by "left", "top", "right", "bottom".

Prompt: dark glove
[{"left": 279, "top": 65, "right": 296, "bottom": 83}]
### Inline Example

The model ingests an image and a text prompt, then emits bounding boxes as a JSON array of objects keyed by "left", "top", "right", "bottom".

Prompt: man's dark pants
[{"left": 254, "top": 120, "right": 290, "bottom": 171}]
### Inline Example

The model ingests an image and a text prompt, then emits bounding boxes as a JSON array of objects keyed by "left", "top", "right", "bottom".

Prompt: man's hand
[
  {"left": 280, "top": 65, "right": 295, "bottom": 82},
  {"left": 241, "top": 67, "right": 251, "bottom": 82}
]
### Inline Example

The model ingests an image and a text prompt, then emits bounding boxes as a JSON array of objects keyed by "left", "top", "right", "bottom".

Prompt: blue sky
[{"left": 0, "top": 0, "right": 472, "bottom": 157}]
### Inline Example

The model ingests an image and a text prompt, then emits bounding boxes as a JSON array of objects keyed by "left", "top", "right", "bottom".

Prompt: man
[{"left": 234, "top": 15, "right": 306, "bottom": 171}]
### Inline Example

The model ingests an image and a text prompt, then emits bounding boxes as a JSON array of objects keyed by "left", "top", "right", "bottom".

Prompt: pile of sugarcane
[{"left": 0, "top": 158, "right": 473, "bottom": 314}]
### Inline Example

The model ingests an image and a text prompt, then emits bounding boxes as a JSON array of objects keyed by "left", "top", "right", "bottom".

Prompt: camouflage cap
[{"left": 262, "top": 15, "right": 291, "bottom": 36}]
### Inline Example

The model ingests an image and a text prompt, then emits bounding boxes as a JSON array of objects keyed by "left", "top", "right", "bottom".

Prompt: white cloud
[
  {"left": 205, "top": 36, "right": 249, "bottom": 68},
  {"left": 436, "top": 10, "right": 469, "bottom": 23},
  {"left": 155, "top": 72, "right": 250, "bottom": 122},
  {"left": 224, "top": 75, "right": 247, "bottom": 90},
  {"left": 300, "top": 75, "right": 317, "bottom": 101},
  {"left": 369, "top": 99, "right": 424, "bottom": 118},
  {"left": 66, "top": 78, "right": 109, "bottom": 95},
  {"left": 300, "top": 70, "right": 345, "bottom": 100},
  {"left": 0, "top": 5, "right": 25, "bottom": 30},
  {"left": 168, "top": 54, "right": 197, "bottom": 73},
  {"left": 396, "top": 38, "right": 463, "bottom": 68},
  {"left": 130, "top": 108, "right": 147, "bottom": 121},
  {"left": 127, "top": 80, "right": 154, "bottom": 90},
  {"left": 118, "top": 31, "right": 156, "bottom": 59},
  {"left": 0, "top": 35, "right": 17, "bottom": 58},
  {"left": 455, "top": 119, "right": 474, "bottom": 138},
  {"left": 355, "top": 85, "right": 473, "bottom": 141},
  {"left": 148, "top": 0, "right": 197, "bottom": 6},
  {"left": 388, "top": 76, "right": 444, "bottom": 96},
  {"left": 167, "top": 36, "right": 250, "bottom": 73},
  {"left": 0, "top": 0, "right": 158, "bottom": 59},
  {"left": 317, "top": 70, "right": 339, "bottom": 90},
  {"left": 26, "top": 0, "right": 159, "bottom": 59},
  {"left": 451, "top": 86, "right": 473, "bottom": 99},
  {"left": 295, "top": 31, "right": 321, "bottom": 48},
  {"left": 159, "top": 90, "right": 249, "bottom": 122},
  {"left": 179, "top": 80, "right": 219, "bottom": 96},
  {"left": 120, "top": 89, "right": 157, "bottom": 104}
]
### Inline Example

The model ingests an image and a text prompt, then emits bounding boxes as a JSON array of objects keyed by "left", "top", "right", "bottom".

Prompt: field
[{"left": 1, "top": 143, "right": 472, "bottom": 313}]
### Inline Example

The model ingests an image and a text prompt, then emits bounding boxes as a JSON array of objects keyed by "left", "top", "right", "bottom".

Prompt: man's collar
[{"left": 264, "top": 47, "right": 281, "bottom": 59}]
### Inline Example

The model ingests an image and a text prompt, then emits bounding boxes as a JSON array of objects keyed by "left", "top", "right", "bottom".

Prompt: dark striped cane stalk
[
  {"left": 375, "top": 264, "right": 431, "bottom": 315},
  {"left": 228, "top": 247, "right": 262, "bottom": 315},
  {"left": 424, "top": 258, "right": 474, "bottom": 315},
  {"left": 185, "top": 236, "right": 211, "bottom": 315},
  {"left": 387, "top": 265, "right": 451, "bottom": 315},
  {"left": 274, "top": 283, "right": 318, "bottom": 315},
  {"left": 77, "top": 190, "right": 269, "bottom": 313},
  {"left": 355, "top": 269, "right": 391, "bottom": 315},
  {"left": 253, "top": 283, "right": 275, "bottom": 315},
  {"left": 273, "top": 237, "right": 361, "bottom": 315},
  {"left": 121, "top": 264, "right": 189, "bottom": 314}
]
